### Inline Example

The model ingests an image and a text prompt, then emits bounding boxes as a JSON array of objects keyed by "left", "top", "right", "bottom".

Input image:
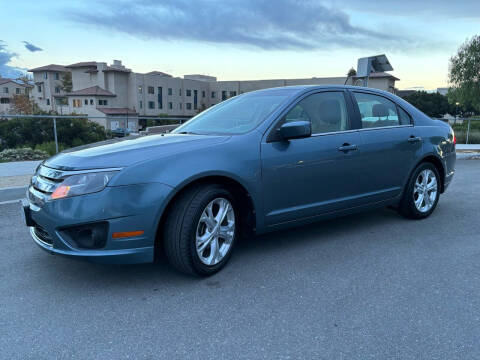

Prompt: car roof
[{"left": 249, "top": 84, "right": 393, "bottom": 98}]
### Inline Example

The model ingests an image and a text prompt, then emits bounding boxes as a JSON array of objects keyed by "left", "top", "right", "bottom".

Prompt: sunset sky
[{"left": 2, "top": 0, "right": 479, "bottom": 89}]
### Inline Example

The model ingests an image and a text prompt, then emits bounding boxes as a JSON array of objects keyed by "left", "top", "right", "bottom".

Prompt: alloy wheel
[
  {"left": 413, "top": 169, "right": 438, "bottom": 213},
  {"left": 195, "top": 198, "right": 235, "bottom": 266}
]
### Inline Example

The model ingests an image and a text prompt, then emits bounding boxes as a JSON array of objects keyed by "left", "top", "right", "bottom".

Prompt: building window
[
  {"left": 55, "top": 86, "right": 60, "bottom": 94},
  {"left": 148, "top": 86, "right": 154, "bottom": 94},
  {"left": 90, "top": 99, "right": 94, "bottom": 105},
  {"left": 84, "top": 99, "right": 88, "bottom": 105},
  {"left": 73, "top": 99, "right": 81, "bottom": 107},
  {"left": 148, "top": 101, "right": 155, "bottom": 109},
  {"left": 3, "top": 87, "right": 8, "bottom": 94},
  {"left": 98, "top": 99, "right": 108, "bottom": 106},
  {"left": 168, "top": 88, "right": 172, "bottom": 95},
  {"left": 15, "top": 88, "right": 20, "bottom": 94},
  {"left": 139, "top": 101, "right": 143, "bottom": 109},
  {"left": 44, "top": 72, "right": 48, "bottom": 79},
  {"left": 138, "top": 86, "right": 143, "bottom": 94},
  {"left": 0, "top": 98, "right": 10, "bottom": 104},
  {"left": 230, "top": 91, "right": 237, "bottom": 97},
  {"left": 202, "top": 91, "right": 206, "bottom": 98},
  {"left": 54, "top": 72, "right": 60, "bottom": 80},
  {"left": 186, "top": 89, "right": 192, "bottom": 97},
  {"left": 222, "top": 91, "right": 227, "bottom": 101},
  {"left": 168, "top": 102, "right": 173, "bottom": 109},
  {"left": 194, "top": 90, "right": 198, "bottom": 110},
  {"left": 37, "top": 85, "right": 41, "bottom": 92},
  {"left": 158, "top": 87, "right": 163, "bottom": 109},
  {"left": 179, "top": 89, "right": 182, "bottom": 96},
  {"left": 179, "top": 103, "right": 182, "bottom": 109},
  {"left": 211, "top": 91, "right": 216, "bottom": 98},
  {"left": 46, "top": 99, "right": 50, "bottom": 106},
  {"left": 186, "top": 103, "right": 192, "bottom": 110}
]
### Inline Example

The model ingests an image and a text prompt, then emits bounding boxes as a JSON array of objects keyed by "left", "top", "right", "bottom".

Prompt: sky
[{"left": 1, "top": 0, "right": 479, "bottom": 90}]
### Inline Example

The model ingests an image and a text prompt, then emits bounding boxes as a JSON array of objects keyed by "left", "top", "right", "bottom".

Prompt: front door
[{"left": 261, "top": 91, "right": 363, "bottom": 226}]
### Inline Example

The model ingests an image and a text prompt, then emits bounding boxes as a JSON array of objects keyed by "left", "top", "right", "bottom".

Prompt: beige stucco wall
[
  {"left": 0, "top": 81, "right": 31, "bottom": 114},
  {"left": 30, "top": 70, "right": 67, "bottom": 112},
  {"left": 28, "top": 60, "right": 398, "bottom": 122}
]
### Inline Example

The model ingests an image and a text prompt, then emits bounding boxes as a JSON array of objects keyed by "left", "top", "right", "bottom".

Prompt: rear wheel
[
  {"left": 163, "top": 184, "right": 238, "bottom": 276},
  {"left": 399, "top": 162, "right": 440, "bottom": 219}
]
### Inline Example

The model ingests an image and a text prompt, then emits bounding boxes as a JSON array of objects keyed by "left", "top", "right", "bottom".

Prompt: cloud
[
  {"left": 23, "top": 41, "right": 43, "bottom": 52},
  {"left": 337, "top": 0, "right": 480, "bottom": 18},
  {"left": 65, "top": 0, "right": 411, "bottom": 50},
  {"left": 0, "top": 41, "right": 27, "bottom": 79}
]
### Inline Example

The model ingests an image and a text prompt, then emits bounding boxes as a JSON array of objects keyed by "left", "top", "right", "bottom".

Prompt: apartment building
[
  {"left": 0, "top": 78, "right": 31, "bottom": 114},
  {"left": 29, "top": 64, "right": 70, "bottom": 112},
  {"left": 27, "top": 59, "right": 399, "bottom": 131}
]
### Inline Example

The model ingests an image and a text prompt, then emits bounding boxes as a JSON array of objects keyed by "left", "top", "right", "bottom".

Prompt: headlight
[{"left": 51, "top": 171, "right": 118, "bottom": 200}]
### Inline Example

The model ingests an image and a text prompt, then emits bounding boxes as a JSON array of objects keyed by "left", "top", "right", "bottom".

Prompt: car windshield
[{"left": 172, "top": 91, "right": 291, "bottom": 135}]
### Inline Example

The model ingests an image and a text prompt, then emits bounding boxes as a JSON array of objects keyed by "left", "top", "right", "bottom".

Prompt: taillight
[{"left": 453, "top": 133, "right": 456, "bottom": 145}]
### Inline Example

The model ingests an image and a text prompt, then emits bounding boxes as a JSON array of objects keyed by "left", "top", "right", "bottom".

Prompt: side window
[
  {"left": 353, "top": 92, "right": 400, "bottom": 128},
  {"left": 284, "top": 104, "right": 310, "bottom": 123},
  {"left": 398, "top": 106, "right": 412, "bottom": 125},
  {"left": 283, "top": 92, "right": 349, "bottom": 134}
]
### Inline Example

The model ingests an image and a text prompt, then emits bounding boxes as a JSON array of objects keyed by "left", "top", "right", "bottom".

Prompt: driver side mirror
[{"left": 279, "top": 121, "right": 311, "bottom": 140}]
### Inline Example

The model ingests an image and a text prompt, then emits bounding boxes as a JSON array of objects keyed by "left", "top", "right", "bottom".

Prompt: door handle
[
  {"left": 338, "top": 144, "right": 358, "bottom": 152},
  {"left": 408, "top": 136, "right": 422, "bottom": 143}
]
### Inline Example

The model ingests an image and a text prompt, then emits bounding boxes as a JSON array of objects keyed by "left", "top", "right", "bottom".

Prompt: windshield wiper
[{"left": 176, "top": 131, "right": 205, "bottom": 135}]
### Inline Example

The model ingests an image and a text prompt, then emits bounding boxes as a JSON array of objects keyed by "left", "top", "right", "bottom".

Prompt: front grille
[{"left": 34, "top": 226, "right": 53, "bottom": 245}]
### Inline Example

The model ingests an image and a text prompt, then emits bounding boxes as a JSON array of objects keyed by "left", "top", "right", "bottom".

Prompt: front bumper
[{"left": 24, "top": 182, "right": 173, "bottom": 264}]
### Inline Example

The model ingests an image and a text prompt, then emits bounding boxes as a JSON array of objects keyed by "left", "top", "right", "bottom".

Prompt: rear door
[{"left": 350, "top": 91, "right": 422, "bottom": 202}]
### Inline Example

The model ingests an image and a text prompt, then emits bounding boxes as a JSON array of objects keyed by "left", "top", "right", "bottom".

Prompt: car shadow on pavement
[{"left": 34, "top": 206, "right": 405, "bottom": 289}]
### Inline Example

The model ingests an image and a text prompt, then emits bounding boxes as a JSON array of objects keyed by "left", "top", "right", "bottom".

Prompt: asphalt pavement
[{"left": 1, "top": 160, "right": 479, "bottom": 359}]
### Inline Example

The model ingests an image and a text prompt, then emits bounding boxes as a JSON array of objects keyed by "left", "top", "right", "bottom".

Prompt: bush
[
  {"left": 0, "top": 117, "right": 107, "bottom": 151},
  {"left": 0, "top": 148, "right": 48, "bottom": 162},
  {"left": 452, "top": 119, "right": 480, "bottom": 144},
  {"left": 35, "top": 141, "right": 66, "bottom": 156}
]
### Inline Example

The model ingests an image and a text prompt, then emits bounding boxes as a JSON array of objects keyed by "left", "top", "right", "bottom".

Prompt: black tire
[
  {"left": 398, "top": 162, "right": 441, "bottom": 219},
  {"left": 163, "top": 184, "right": 238, "bottom": 276}
]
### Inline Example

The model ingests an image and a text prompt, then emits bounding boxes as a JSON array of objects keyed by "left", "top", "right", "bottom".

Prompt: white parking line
[
  {"left": 0, "top": 199, "right": 22, "bottom": 205},
  {"left": 0, "top": 185, "right": 28, "bottom": 191}
]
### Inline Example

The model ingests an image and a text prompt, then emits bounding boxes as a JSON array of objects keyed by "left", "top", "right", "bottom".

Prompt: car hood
[{"left": 43, "top": 134, "right": 230, "bottom": 170}]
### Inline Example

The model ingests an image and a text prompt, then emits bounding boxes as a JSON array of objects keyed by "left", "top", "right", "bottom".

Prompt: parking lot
[{"left": 1, "top": 160, "right": 479, "bottom": 359}]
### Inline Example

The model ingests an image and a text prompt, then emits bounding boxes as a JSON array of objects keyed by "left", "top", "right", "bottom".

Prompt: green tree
[
  {"left": 61, "top": 72, "right": 73, "bottom": 93},
  {"left": 449, "top": 35, "right": 480, "bottom": 113},
  {"left": 347, "top": 68, "right": 357, "bottom": 77},
  {"left": 11, "top": 94, "right": 43, "bottom": 115},
  {"left": 402, "top": 91, "right": 451, "bottom": 118}
]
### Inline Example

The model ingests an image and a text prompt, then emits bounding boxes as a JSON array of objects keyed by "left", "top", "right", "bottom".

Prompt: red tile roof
[
  {"left": 144, "top": 71, "right": 171, "bottom": 77},
  {"left": 104, "top": 66, "right": 131, "bottom": 73},
  {"left": 66, "top": 61, "right": 98, "bottom": 68},
  {"left": 97, "top": 108, "right": 137, "bottom": 115},
  {"left": 354, "top": 72, "right": 400, "bottom": 81},
  {"left": 66, "top": 62, "right": 131, "bottom": 73},
  {"left": 66, "top": 86, "right": 116, "bottom": 97},
  {"left": 0, "top": 78, "right": 30, "bottom": 87},
  {"left": 28, "top": 64, "right": 69, "bottom": 72}
]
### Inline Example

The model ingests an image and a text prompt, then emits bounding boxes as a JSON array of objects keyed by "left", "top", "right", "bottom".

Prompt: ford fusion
[{"left": 23, "top": 86, "right": 456, "bottom": 276}]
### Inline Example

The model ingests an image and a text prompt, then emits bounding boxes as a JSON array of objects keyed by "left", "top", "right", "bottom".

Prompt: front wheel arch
[{"left": 154, "top": 175, "right": 256, "bottom": 261}]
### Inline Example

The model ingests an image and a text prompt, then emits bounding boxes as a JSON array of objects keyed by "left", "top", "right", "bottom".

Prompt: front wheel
[
  {"left": 163, "top": 184, "right": 238, "bottom": 276},
  {"left": 399, "top": 162, "right": 440, "bottom": 219}
]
